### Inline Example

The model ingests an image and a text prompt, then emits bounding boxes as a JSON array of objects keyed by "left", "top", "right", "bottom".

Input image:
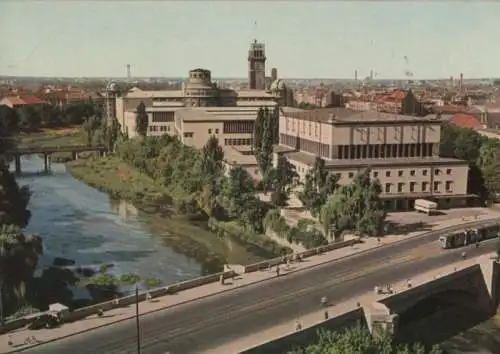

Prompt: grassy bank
[
  {"left": 67, "top": 157, "right": 173, "bottom": 204},
  {"left": 67, "top": 157, "right": 291, "bottom": 257},
  {"left": 20, "top": 127, "right": 88, "bottom": 163}
]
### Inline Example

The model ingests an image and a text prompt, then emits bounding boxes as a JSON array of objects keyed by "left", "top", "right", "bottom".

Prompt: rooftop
[
  {"left": 223, "top": 146, "right": 257, "bottom": 166},
  {"left": 283, "top": 108, "right": 442, "bottom": 124}
]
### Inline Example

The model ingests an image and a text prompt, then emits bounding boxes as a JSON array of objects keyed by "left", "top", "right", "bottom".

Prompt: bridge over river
[{"left": 12, "top": 145, "right": 108, "bottom": 174}]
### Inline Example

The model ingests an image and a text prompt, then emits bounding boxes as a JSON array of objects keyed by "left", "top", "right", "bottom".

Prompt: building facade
[{"left": 275, "top": 108, "right": 472, "bottom": 211}]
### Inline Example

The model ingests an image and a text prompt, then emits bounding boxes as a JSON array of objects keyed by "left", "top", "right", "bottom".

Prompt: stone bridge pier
[{"left": 368, "top": 259, "right": 500, "bottom": 340}]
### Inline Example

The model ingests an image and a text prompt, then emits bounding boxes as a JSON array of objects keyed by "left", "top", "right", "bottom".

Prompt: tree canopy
[
  {"left": 288, "top": 324, "right": 443, "bottom": 354},
  {"left": 135, "top": 101, "right": 149, "bottom": 137},
  {"left": 440, "top": 122, "right": 500, "bottom": 202},
  {"left": 320, "top": 169, "right": 385, "bottom": 241},
  {"left": 298, "top": 157, "right": 339, "bottom": 217}
]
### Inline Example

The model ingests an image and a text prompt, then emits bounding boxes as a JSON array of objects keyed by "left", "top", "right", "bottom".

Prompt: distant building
[
  {"left": 0, "top": 95, "right": 45, "bottom": 109},
  {"left": 248, "top": 40, "right": 266, "bottom": 90},
  {"left": 346, "top": 89, "right": 424, "bottom": 116},
  {"left": 275, "top": 108, "right": 472, "bottom": 211}
]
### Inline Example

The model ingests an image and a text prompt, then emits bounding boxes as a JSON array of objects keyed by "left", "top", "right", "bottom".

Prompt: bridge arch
[{"left": 396, "top": 288, "right": 489, "bottom": 346}]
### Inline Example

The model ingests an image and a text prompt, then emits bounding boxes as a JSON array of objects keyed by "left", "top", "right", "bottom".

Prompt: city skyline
[{"left": 1, "top": 1, "right": 499, "bottom": 79}]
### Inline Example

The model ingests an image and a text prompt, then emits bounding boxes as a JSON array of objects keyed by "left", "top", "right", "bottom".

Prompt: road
[{"left": 19, "top": 222, "right": 500, "bottom": 354}]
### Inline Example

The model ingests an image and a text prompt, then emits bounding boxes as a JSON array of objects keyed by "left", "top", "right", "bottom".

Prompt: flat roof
[
  {"left": 223, "top": 146, "right": 257, "bottom": 165},
  {"left": 283, "top": 108, "right": 443, "bottom": 125},
  {"left": 176, "top": 107, "right": 260, "bottom": 122}
]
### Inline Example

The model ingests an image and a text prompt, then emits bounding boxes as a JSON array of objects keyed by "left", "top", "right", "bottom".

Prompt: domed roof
[
  {"left": 107, "top": 82, "right": 118, "bottom": 92},
  {"left": 270, "top": 79, "right": 286, "bottom": 91}
]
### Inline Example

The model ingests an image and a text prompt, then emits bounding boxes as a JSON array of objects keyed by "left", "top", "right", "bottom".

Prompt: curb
[{"left": 9, "top": 217, "right": 500, "bottom": 353}]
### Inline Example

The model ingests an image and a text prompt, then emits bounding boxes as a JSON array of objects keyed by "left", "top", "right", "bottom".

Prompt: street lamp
[
  {"left": 0, "top": 276, "right": 4, "bottom": 326},
  {"left": 135, "top": 285, "right": 141, "bottom": 354}
]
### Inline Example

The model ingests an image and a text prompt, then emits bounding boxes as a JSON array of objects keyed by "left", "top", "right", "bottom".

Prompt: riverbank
[{"left": 67, "top": 156, "right": 291, "bottom": 258}]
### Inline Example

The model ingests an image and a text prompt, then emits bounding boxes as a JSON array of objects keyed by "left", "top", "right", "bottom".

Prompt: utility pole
[
  {"left": 135, "top": 286, "right": 141, "bottom": 354},
  {"left": 0, "top": 278, "right": 4, "bottom": 326}
]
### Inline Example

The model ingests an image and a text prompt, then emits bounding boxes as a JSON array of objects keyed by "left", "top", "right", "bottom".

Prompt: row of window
[
  {"left": 208, "top": 128, "right": 220, "bottom": 134},
  {"left": 149, "top": 125, "right": 171, "bottom": 132},
  {"left": 383, "top": 181, "right": 453, "bottom": 194},
  {"left": 223, "top": 120, "right": 254, "bottom": 134},
  {"left": 337, "top": 143, "right": 436, "bottom": 160},
  {"left": 225, "top": 138, "right": 253, "bottom": 146},
  {"left": 152, "top": 112, "right": 174, "bottom": 123}
]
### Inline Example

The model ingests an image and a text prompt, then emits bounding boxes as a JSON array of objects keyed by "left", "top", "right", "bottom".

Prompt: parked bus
[
  {"left": 414, "top": 199, "right": 438, "bottom": 215},
  {"left": 439, "top": 222, "right": 500, "bottom": 249}
]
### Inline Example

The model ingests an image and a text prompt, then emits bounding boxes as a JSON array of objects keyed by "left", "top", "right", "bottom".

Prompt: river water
[{"left": 13, "top": 156, "right": 267, "bottom": 286}]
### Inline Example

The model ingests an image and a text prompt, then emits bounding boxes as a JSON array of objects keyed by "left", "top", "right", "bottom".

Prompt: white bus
[{"left": 414, "top": 199, "right": 438, "bottom": 215}]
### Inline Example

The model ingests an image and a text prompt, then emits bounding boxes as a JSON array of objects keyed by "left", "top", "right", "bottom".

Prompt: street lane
[{"left": 20, "top": 221, "right": 500, "bottom": 354}]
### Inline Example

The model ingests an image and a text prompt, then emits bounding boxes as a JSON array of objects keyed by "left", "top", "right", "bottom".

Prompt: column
[
  {"left": 43, "top": 154, "right": 49, "bottom": 173},
  {"left": 14, "top": 155, "right": 21, "bottom": 175}
]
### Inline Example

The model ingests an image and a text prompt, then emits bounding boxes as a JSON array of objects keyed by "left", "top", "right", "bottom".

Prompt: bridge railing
[
  {"left": 14, "top": 144, "right": 107, "bottom": 153},
  {"left": 0, "top": 238, "right": 361, "bottom": 334}
]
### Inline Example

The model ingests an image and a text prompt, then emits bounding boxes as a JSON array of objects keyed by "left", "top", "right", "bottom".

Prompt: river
[{"left": 13, "top": 156, "right": 268, "bottom": 286}]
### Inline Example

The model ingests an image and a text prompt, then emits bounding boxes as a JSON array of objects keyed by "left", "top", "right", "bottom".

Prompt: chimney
[
  {"left": 355, "top": 70, "right": 358, "bottom": 81},
  {"left": 459, "top": 73, "right": 463, "bottom": 94}
]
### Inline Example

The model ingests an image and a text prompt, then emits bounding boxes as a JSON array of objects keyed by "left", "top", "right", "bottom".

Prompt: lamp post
[
  {"left": 0, "top": 277, "right": 4, "bottom": 326},
  {"left": 135, "top": 286, "right": 141, "bottom": 354}
]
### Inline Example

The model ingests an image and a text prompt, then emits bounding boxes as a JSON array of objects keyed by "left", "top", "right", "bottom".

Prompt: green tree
[
  {"left": 268, "top": 155, "right": 299, "bottom": 206},
  {"left": 320, "top": 169, "right": 385, "bottom": 241},
  {"left": 253, "top": 107, "right": 265, "bottom": 156},
  {"left": 82, "top": 115, "right": 101, "bottom": 147},
  {"left": 253, "top": 107, "right": 274, "bottom": 179},
  {"left": 440, "top": 123, "right": 488, "bottom": 201},
  {"left": 200, "top": 135, "right": 224, "bottom": 184},
  {"left": 288, "top": 324, "right": 443, "bottom": 354},
  {"left": 477, "top": 139, "right": 500, "bottom": 199},
  {"left": 298, "top": 157, "right": 339, "bottom": 217},
  {"left": 135, "top": 101, "right": 149, "bottom": 137},
  {"left": 0, "top": 105, "right": 19, "bottom": 164},
  {"left": 0, "top": 165, "right": 31, "bottom": 228},
  {"left": 96, "top": 116, "right": 122, "bottom": 152},
  {"left": 17, "top": 106, "right": 41, "bottom": 131},
  {"left": 221, "top": 166, "right": 256, "bottom": 218},
  {"left": 0, "top": 225, "right": 43, "bottom": 321}
]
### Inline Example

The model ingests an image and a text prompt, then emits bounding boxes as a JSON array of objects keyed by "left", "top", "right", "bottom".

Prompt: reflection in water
[{"left": 14, "top": 156, "right": 267, "bottom": 285}]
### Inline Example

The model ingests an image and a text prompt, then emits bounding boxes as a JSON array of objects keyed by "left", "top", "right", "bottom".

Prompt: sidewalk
[
  {"left": 209, "top": 253, "right": 497, "bottom": 354},
  {"left": 0, "top": 213, "right": 498, "bottom": 353}
]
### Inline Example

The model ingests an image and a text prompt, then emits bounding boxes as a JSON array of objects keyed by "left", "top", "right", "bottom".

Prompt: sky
[{"left": 1, "top": 1, "right": 499, "bottom": 79}]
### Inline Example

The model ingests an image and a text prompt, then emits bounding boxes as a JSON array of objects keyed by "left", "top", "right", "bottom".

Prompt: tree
[
  {"left": 440, "top": 123, "right": 487, "bottom": 201},
  {"left": 0, "top": 105, "right": 19, "bottom": 164},
  {"left": 0, "top": 165, "right": 31, "bottom": 229},
  {"left": 268, "top": 155, "right": 299, "bottom": 206},
  {"left": 253, "top": 107, "right": 265, "bottom": 156},
  {"left": 135, "top": 101, "right": 149, "bottom": 137},
  {"left": 477, "top": 139, "right": 500, "bottom": 199},
  {"left": 200, "top": 135, "right": 224, "bottom": 184},
  {"left": 0, "top": 225, "right": 43, "bottom": 320},
  {"left": 320, "top": 169, "right": 385, "bottom": 241},
  {"left": 253, "top": 107, "right": 274, "bottom": 179},
  {"left": 17, "top": 106, "right": 41, "bottom": 131},
  {"left": 288, "top": 324, "right": 443, "bottom": 354},
  {"left": 220, "top": 166, "right": 256, "bottom": 218},
  {"left": 298, "top": 157, "right": 339, "bottom": 217},
  {"left": 97, "top": 116, "right": 122, "bottom": 152},
  {"left": 82, "top": 115, "right": 101, "bottom": 147}
]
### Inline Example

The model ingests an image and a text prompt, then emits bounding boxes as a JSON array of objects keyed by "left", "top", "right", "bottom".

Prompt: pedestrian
[{"left": 295, "top": 320, "right": 302, "bottom": 331}]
